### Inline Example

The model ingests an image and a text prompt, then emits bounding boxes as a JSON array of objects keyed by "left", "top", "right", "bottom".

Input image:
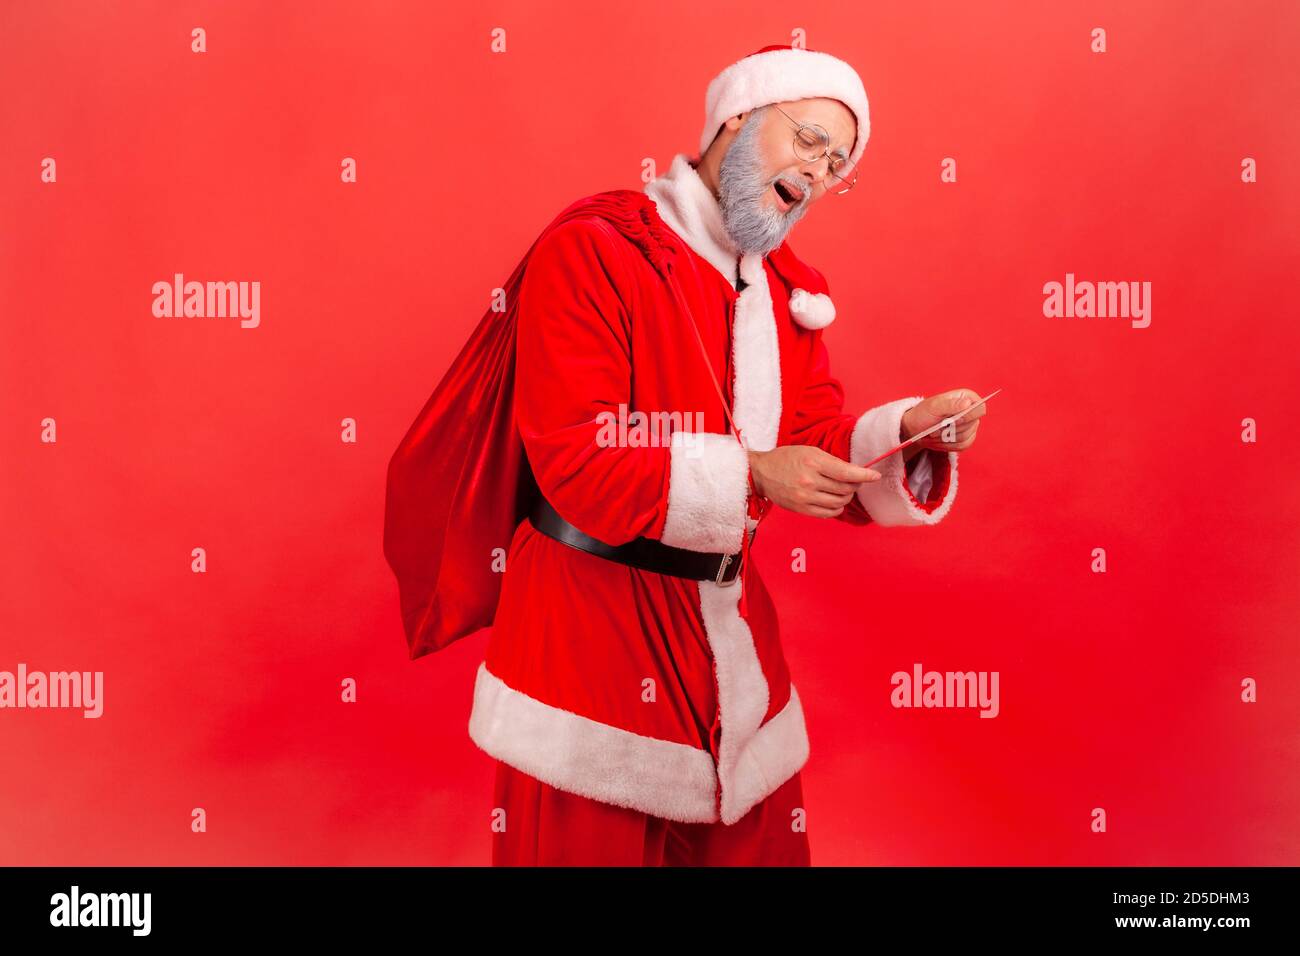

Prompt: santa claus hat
[{"left": 699, "top": 44, "right": 871, "bottom": 169}]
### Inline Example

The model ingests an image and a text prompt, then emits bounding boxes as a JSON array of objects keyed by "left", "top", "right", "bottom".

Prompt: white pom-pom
[{"left": 788, "top": 288, "right": 836, "bottom": 329}]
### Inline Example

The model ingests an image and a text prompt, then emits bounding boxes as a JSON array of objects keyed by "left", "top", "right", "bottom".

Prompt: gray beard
[{"left": 717, "top": 106, "right": 810, "bottom": 257}]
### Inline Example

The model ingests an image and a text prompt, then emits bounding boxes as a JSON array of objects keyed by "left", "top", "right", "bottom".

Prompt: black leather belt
[{"left": 528, "top": 496, "right": 748, "bottom": 586}]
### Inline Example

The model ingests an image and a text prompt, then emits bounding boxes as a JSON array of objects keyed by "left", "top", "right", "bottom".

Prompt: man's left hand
[{"left": 900, "top": 388, "right": 987, "bottom": 459}]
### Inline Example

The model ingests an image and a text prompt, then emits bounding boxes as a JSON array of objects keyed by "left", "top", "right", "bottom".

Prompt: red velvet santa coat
[{"left": 468, "top": 153, "right": 957, "bottom": 825}]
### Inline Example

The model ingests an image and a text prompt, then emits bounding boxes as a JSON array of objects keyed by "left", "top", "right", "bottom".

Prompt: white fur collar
[
  {"left": 644, "top": 153, "right": 742, "bottom": 287},
  {"left": 644, "top": 153, "right": 782, "bottom": 453},
  {"left": 643, "top": 153, "right": 835, "bottom": 331}
]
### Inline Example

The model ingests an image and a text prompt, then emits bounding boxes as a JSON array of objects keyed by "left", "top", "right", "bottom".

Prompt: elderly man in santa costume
[{"left": 383, "top": 43, "right": 987, "bottom": 866}]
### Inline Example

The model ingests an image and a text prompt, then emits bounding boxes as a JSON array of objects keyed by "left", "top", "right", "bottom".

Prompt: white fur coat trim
[
  {"left": 697, "top": 580, "right": 812, "bottom": 824},
  {"left": 850, "top": 397, "right": 959, "bottom": 526},
  {"left": 733, "top": 252, "right": 783, "bottom": 451},
  {"left": 467, "top": 660, "right": 810, "bottom": 826},
  {"left": 639, "top": 150, "right": 817, "bottom": 824},
  {"left": 660, "top": 430, "right": 750, "bottom": 554}
]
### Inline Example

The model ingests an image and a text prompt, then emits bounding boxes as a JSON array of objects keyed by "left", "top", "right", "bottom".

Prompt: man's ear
[{"left": 723, "top": 112, "right": 748, "bottom": 134}]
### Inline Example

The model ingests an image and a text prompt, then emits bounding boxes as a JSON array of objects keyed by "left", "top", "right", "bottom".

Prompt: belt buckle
[{"left": 715, "top": 525, "right": 757, "bottom": 586}]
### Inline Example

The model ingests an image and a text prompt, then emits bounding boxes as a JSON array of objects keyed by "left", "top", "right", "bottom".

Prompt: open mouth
[{"left": 772, "top": 179, "right": 803, "bottom": 211}]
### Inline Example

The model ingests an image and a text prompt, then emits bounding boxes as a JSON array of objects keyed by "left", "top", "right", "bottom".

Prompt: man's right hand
[{"left": 747, "top": 446, "right": 881, "bottom": 519}]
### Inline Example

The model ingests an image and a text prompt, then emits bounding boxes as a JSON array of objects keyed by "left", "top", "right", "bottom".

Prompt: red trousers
[{"left": 490, "top": 759, "right": 812, "bottom": 866}]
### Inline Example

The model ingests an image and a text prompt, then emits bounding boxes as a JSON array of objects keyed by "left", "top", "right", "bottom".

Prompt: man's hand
[
  {"left": 900, "top": 388, "right": 987, "bottom": 460},
  {"left": 748, "top": 445, "right": 881, "bottom": 519}
]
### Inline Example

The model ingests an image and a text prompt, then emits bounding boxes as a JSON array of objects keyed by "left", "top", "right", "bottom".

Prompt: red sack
[{"left": 382, "top": 189, "right": 678, "bottom": 660}]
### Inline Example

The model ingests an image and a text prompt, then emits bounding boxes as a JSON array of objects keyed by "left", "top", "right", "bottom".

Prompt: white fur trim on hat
[
  {"left": 788, "top": 288, "right": 836, "bottom": 329},
  {"left": 700, "top": 47, "right": 871, "bottom": 169}
]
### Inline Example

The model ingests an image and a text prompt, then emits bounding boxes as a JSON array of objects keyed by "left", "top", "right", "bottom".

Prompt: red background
[{"left": 2, "top": 0, "right": 1298, "bottom": 865}]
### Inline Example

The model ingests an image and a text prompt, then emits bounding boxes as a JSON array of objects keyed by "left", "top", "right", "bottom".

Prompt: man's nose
[{"left": 798, "top": 159, "right": 831, "bottom": 192}]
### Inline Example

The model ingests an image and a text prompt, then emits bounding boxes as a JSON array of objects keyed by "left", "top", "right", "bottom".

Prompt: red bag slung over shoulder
[{"left": 382, "top": 190, "right": 679, "bottom": 660}]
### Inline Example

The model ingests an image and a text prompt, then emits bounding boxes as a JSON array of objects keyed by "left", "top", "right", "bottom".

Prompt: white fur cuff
[
  {"left": 850, "top": 397, "right": 958, "bottom": 526},
  {"left": 660, "top": 430, "right": 750, "bottom": 553}
]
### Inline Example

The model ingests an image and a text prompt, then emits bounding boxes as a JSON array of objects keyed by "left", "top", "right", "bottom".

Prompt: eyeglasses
[{"left": 770, "top": 104, "right": 858, "bottom": 196}]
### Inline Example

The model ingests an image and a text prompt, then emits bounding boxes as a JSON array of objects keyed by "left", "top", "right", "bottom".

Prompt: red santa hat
[{"left": 699, "top": 43, "right": 871, "bottom": 170}]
